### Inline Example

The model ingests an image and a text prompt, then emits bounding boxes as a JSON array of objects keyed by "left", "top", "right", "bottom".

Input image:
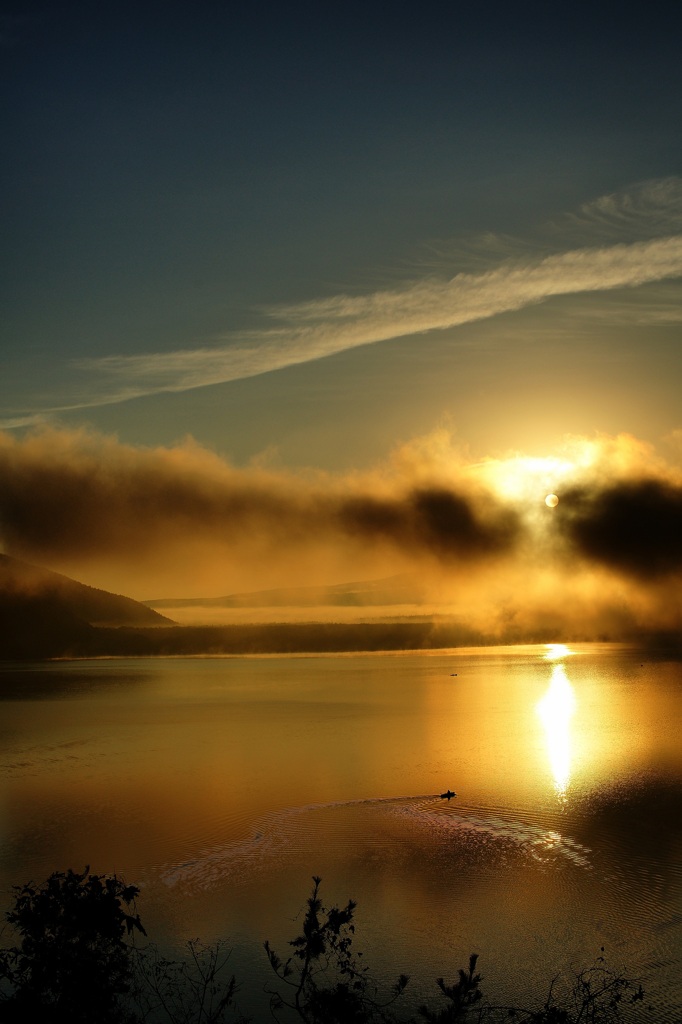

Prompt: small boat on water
[{"left": 440, "top": 789, "right": 456, "bottom": 800}]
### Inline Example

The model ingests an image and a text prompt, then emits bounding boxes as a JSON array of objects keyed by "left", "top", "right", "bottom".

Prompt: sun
[{"left": 545, "top": 493, "right": 559, "bottom": 508}]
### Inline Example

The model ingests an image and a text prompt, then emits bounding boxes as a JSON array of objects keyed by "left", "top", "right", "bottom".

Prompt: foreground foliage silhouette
[
  {"left": 264, "top": 875, "right": 409, "bottom": 1022},
  {"left": 0, "top": 867, "right": 145, "bottom": 1024},
  {"left": 0, "top": 870, "right": 651, "bottom": 1024},
  {"left": 0, "top": 869, "right": 244, "bottom": 1024},
  {"left": 416, "top": 950, "right": 645, "bottom": 1023},
  {"left": 133, "top": 938, "right": 248, "bottom": 1024},
  {"left": 264, "top": 880, "right": 647, "bottom": 1024}
]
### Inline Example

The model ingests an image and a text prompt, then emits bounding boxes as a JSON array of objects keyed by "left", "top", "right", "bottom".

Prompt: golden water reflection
[
  {"left": 537, "top": 662, "right": 576, "bottom": 801},
  {"left": 543, "top": 643, "right": 574, "bottom": 661}
]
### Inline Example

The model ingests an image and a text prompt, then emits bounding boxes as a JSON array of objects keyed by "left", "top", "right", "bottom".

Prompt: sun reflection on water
[
  {"left": 537, "top": 662, "right": 576, "bottom": 802},
  {"left": 543, "top": 643, "right": 574, "bottom": 661}
]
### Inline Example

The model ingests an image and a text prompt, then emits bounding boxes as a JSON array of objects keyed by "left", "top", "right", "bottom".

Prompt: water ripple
[{"left": 158, "top": 794, "right": 594, "bottom": 891}]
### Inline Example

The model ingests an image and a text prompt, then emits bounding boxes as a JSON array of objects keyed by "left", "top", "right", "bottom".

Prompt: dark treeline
[
  {"left": 5, "top": 615, "right": 682, "bottom": 661},
  {"left": 0, "top": 616, "right": 532, "bottom": 660},
  {"left": 0, "top": 868, "right": 652, "bottom": 1024}
]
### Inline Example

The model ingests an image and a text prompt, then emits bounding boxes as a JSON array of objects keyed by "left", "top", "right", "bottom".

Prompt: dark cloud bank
[
  {"left": 558, "top": 478, "right": 682, "bottom": 579},
  {"left": 0, "top": 429, "right": 518, "bottom": 568},
  {"left": 1, "top": 428, "right": 682, "bottom": 649}
]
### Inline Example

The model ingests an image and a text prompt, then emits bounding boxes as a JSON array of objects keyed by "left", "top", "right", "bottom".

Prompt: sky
[{"left": 2, "top": 1, "right": 682, "bottom": 633}]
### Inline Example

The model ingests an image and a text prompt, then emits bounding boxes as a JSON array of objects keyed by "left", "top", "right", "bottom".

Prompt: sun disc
[{"left": 545, "top": 493, "right": 559, "bottom": 508}]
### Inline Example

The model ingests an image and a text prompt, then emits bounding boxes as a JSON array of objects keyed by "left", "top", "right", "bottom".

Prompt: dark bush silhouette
[
  {"left": 0, "top": 867, "right": 145, "bottom": 1024},
  {"left": 418, "top": 953, "right": 483, "bottom": 1021}
]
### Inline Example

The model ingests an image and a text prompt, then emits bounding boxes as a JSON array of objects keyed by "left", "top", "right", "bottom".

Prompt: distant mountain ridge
[
  {"left": 0, "top": 555, "right": 174, "bottom": 657},
  {"left": 144, "top": 574, "right": 425, "bottom": 609},
  {"left": 2, "top": 558, "right": 671, "bottom": 661}
]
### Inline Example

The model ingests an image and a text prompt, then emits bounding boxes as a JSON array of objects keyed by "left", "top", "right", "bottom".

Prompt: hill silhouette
[{"left": 0, "top": 554, "right": 173, "bottom": 659}]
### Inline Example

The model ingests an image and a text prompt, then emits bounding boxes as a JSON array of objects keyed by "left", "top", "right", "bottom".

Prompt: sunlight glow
[
  {"left": 543, "top": 643, "right": 574, "bottom": 661},
  {"left": 480, "top": 454, "right": 574, "bottom": 502},
  {"left": 474, "top": 438, "right": 606, "bottom": 505},
  {"left": 537, "top": 663, "right": 576, "bottom": 801}
]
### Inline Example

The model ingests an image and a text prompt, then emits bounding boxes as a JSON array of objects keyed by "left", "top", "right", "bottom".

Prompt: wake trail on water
[{"left": 156, "top": 794, "right": 594, "bottom": 891}]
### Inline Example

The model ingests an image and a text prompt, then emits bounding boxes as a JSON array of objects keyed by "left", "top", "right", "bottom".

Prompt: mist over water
[{"left": 0, "top": 645, "right": 680, "bottom": 1020}]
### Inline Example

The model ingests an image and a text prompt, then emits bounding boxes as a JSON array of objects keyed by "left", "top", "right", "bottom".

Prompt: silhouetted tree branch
[
  {"left": 264, "top": 876, "right": 409, "bottom": 1022},
  {"left": 133, "top": 938, "right": 248, "bottom": 1024}
]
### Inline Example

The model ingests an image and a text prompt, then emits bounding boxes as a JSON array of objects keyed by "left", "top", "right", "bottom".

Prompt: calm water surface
[{"left": 0, "top": 644, "right": 680, "bottom": 1019}]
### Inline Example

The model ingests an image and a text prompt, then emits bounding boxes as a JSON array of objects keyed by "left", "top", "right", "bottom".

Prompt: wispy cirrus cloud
[
  {"left": 560, "top": 177, "right": 682, "bottom": 242},
  {"left": 70, "top": 233, "right": 682, "bottom": 395},
  {"left": 4, "top": 180, "right": 682, "bottom": 426},
  {"left": 72, "top": 234, "right": 682, "bottom": 397}
]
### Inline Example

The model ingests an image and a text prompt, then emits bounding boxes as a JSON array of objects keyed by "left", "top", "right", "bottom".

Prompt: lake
[{"left": 0, "top": 643, "right": 680, "bottom": 1020}]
